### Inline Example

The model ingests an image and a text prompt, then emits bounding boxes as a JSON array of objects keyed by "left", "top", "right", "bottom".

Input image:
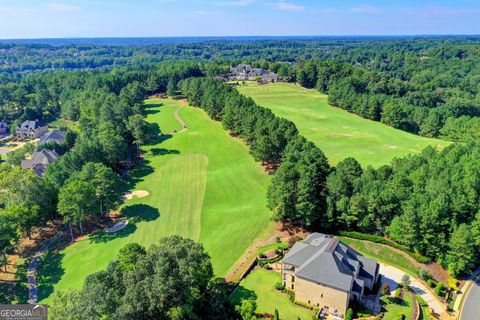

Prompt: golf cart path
[
  {"left": 27, "top": 232, "right": 63, "bottom": 303},
  {"left": 171, "top": 100, "right": 188, "bottom": 134}
]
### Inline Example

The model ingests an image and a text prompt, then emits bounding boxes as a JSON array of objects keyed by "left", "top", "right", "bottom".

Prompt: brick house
[
  {"left": 281, "top": 233, "right": 379, "bottom": 318},
  {"left": 15, "top": 120, "right": 48, "bottom": 140}
]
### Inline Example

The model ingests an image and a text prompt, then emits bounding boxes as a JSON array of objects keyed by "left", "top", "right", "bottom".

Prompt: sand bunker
[
  {"left": 106, "top": 220, "right": 128, "bottom": 233},
  {"left": 122, "top": 190, "right": 149, "bottom": 201}
]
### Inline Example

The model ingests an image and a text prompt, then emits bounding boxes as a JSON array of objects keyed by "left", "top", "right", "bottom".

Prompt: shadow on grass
[
  {"left": 36, "top": 251, "right": 65, "bottom": 302},
  {"left": 0, "top": 260, "right": 29, "bottom": 304},
  {"left": 230, "top": 286, "right": 258, "bottom": 306},
  {"left": 121, "top": 204, "right": 160, "bottom": 223},
  {"left": 144, "top": 104, "right": 162, "bottom": 116},
  {"left": 146, "top": 131, "right": 173, "bottom": 146},
  {"left": 149, "top": 148, "right": 180, "bottom": 156},
  {"left": 88, "top": 223, "right": 137, "bottom": 244}
]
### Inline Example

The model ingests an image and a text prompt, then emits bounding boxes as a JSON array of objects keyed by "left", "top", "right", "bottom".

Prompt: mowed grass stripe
[
  {"left": 38, "top": 99, "right": 272, "bottom": 303},
  {"left": 150, "top": 154, "right": 207, "bottom": 241},
  {"left": 237, "top": 83, "right": 451, "bottom": 167}
]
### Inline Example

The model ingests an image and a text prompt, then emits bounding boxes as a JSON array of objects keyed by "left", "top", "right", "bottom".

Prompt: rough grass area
[
  {"left": 38, "top": 98, "right": 273, "bottom": 304},
  {"left": 231, "top": 269, "right": 313, "bottom": 320},
  {"left": 237, "top": 82, "right": 450, "bottom": 167},
  {"left": 338, "top": 237, "right": 419, "bottom": 275}
]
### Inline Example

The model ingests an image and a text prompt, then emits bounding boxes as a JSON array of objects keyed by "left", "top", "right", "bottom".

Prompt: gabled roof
[
  {"left": 21, "top": 149, "right": 60, "bottom": 176},
  {"left": 17, "top": 120, "right": 46, "bottom": 131},
  {"left": 282, "top": 233, "right": 378, "bottom": 292},
  {"left": 39, "top": 130, "right": 66, "bottom": 145}
]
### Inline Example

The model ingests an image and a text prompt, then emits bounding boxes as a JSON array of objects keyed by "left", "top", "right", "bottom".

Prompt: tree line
[
  {"left": 0, "top": 62, "right": 205, "bottom": 274},
  {"left": 50, "top": 236, "right": 236, "bottom": 320},
  {"left": 292, "top": 48, "right": 480, "bottom": 142},
  {"left": 180, "top": 77, "right": 480, "bottom": 276}
]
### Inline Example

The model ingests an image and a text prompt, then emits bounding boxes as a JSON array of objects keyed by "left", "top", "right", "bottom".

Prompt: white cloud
[
  {"left": 274, "top": 0, "right": 304, "bottom": 12},
  {"left": 221, "top": 0, "right": 256, "bottom": 6},
  {"left": 349, "top": 5, "right": 382, "bottom": 14},
  {"left": 399, "top": 6, "right": 480, "bottom": 16},
  {"left": 46, "top": 2, "right": 79, "bottom": 12},
  {"left": 194, "top": 10, "right": 219, "bottom": 16}
]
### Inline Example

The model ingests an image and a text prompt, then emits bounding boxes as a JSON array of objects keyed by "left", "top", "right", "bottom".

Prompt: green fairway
[
  {"left": 237, "top": 83, "right": 451, "bottom": 167},
  {"left": 38, "top": 98, "right": 273, "bottom": 303},
  {"left": 231, "top": 269, "right": 313, "bottom": 320}
]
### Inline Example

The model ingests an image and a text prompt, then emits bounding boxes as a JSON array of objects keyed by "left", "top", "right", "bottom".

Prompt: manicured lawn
[
  {"left": 237, "top": 83, "right": 451, "bottom": 167},
  {"left": 38, "top": 98, "right": 273, "bottom": 304},
  {"left": 48, "top": 118, "right": 79, "bottom": 131},
  {"left": 231, "top": 269, "right": 314, "bottom": 320},
  {"left": 381, "top": 291, "right": 414, "bottom": 320},
  {"left": 338, "top": 237, "right": 419, "bottom": 275}
]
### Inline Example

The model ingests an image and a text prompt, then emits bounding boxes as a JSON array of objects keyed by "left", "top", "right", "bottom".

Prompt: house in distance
[
  {"left": 280, "top": 233, "right": 379, "bottom": 318},
  {"left": 15, "top": 120, "right": 48, "bottom": 140},
  {"left": 21, "top": 148, "right": 60, "bottom": 177},
  {"left": 227, "top": 64, "right": 278, "bottom": 83}
]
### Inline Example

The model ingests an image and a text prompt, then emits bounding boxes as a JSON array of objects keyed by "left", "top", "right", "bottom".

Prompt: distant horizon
[{"left": 1, "top": 34, "right": 479, "bottom": 42}]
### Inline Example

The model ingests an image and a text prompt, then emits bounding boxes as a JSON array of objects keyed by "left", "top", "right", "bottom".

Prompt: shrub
[
  {"left": 426, "top": 279, "right": 435, "bottom": 288},
  {"left": 294, "top": 300, "right": 313, "bottom": 309},
  {"left": 434, "top": 283, "right": 445, "bottom": 297},
  {"left": 275, "top": 282, "right": 284, "bottom": 291},
  {"left": 401, "top": 274, "right": 411, "bottom": 288},
  {"left": 338, "top": 231, "right": 430, "bottom": 263},
  {"left": 381, "top": 283, "right": 391, "bottom": 296},
  {"left": 418, "top": 268, "right": 431, "bottom": 281},
  {"left": 447, "top": 277, "right": 460, "bottom": 292},
  {"left": 392, "top": 288, "right": 401, "bottom": 298},
  {"left": 276, "top": 237, "right": 281, "bottom": 243},
  {"left": 416, "top": 295, "right": 427, "bottom": 307},
  {"left": 345, "top": 308, "right": 354, "bottom": 320},
  {"left": 285, "top": 289, "right": 295, "bottom": 302}
]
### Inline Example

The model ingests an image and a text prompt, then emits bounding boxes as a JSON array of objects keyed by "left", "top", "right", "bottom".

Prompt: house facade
[
  {"left": 15, "top": 120, "right": 48, "bottom": 140},
  {"left": 281, "top": 233, "right": 379, "bottom": 318},
  {"left": 0, "top": 121, "right": 8, "bottom": 134}
]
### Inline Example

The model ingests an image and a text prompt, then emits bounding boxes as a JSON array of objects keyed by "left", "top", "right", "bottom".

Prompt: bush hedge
[{"left": 338, "top": 231, "right": 430, "bottom": 263}]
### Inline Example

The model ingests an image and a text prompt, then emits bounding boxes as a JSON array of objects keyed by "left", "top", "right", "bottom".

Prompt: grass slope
[
  {"left": 38, "top": 99, "right": 273, "bottom": 303},
  {"left": 231, "top": 269, "right": 313, "bottom": 320},
  {"left": 339, "top": 237, "right": 419, "bottom": 276},
  {"left": 237, "top": 83, "right": 450, "bottom": 167}
]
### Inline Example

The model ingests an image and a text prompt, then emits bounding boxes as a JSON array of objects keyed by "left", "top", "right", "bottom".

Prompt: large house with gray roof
[
  {"left": 281, "top": 233, "right": 379, "bottom": 318},
  {"left": 21, "top": 148, "right": 60, "bottom": 177},
  {"left": 227, "top": 64, "right": 278, "bottom": 82},
  {"left": 15, "top": 120, "right": 48, "bottom": 140},
  {"left": 38, "top": 130, "right": 66, "bottom": 146}
]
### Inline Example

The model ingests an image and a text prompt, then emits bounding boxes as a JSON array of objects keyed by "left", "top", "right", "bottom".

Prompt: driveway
[
  {"left": 461, "top": 277, "right": 480, "bottom": 320},
  {"left": 379, "top": 263, "right": 449, "bottom": 319}
]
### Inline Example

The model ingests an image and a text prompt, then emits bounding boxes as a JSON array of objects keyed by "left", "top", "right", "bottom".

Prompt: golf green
[
  {"left": 237, "top": 83, "right": 451, "bottom": 167},
  {"left": 38, "top": 99, "right": 273, "bottom": 303}
]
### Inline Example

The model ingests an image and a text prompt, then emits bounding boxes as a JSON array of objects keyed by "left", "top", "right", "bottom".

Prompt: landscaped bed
[
  {"left": 381, "top": 288, "right": 414, "bottom": 320},
  {"left": 231, "top": 269, "right": 314, "bottom": 320}
]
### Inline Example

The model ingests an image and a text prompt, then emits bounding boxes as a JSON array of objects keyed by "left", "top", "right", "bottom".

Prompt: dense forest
[
  {"left": 181, "top": 77, "right": 480, "bottom": 276},
  {"left": 1, "top": 37, "right": 480, "bottom": 310}
]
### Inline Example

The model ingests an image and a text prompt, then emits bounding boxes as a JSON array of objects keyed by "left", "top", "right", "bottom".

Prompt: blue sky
[{"left": 0, "top": 0, "right": 479, "bottom": 38}]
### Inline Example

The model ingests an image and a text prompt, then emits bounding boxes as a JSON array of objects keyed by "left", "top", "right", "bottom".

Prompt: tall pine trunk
[
  {"left": 69, "top": 223, "right": 74, "bottom": 242},
  {"left": 79, "top": 220, "right": 84, "bottom": 235}
]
